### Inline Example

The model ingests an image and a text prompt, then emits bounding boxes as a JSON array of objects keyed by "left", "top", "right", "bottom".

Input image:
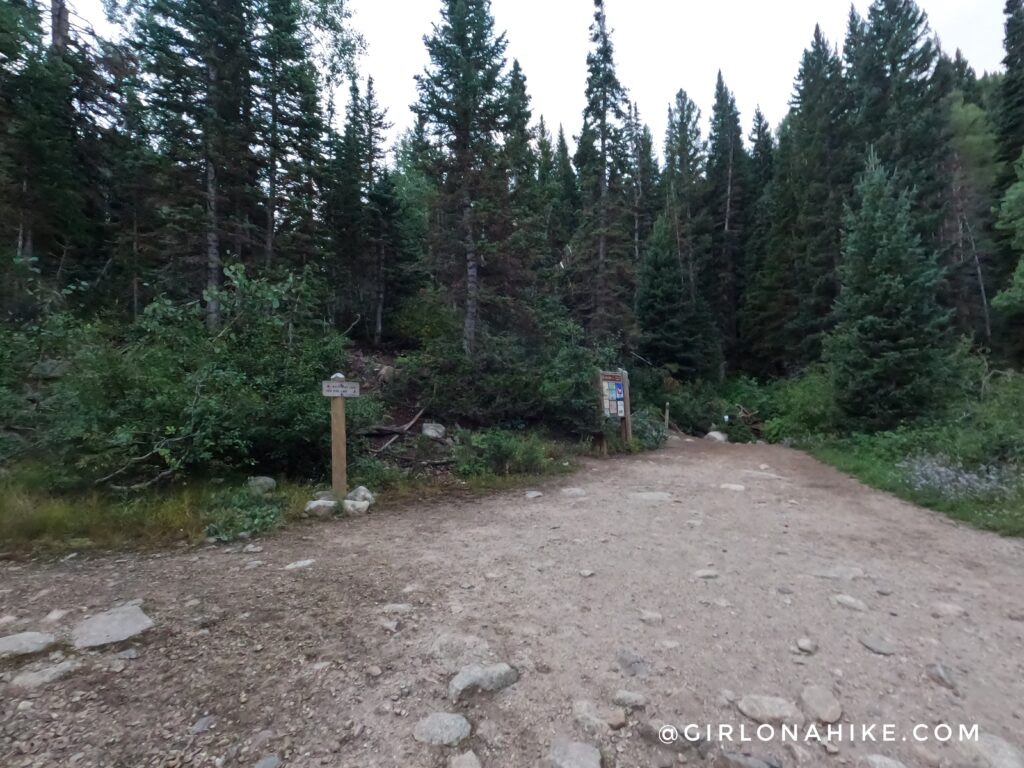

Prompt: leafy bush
[
  {"left": 764, "top": 367, "right": 842, "bottom": 441},
  {"left": 452, "top": 428, "right": 557, "bottom": 477},
  {"left": 202, "top": 487, "right": 285, "bottom": 542},
  {"left": 631, "top": 407, "right": 668, "bottom": 450},
  {"left": 4, "top": 266, "right": 364, "bottom": 489}
]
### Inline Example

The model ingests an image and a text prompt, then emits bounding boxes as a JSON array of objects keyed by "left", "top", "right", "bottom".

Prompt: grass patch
[{"left": 809, "top": 440, "right": 1024, "bottom": 537}]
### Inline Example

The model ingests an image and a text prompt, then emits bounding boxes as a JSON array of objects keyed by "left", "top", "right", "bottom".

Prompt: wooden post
[
  {"left": 619, "top": 368, "right": 633, "bottom": 444},
  {"left": 331, "top": 395, "right": 347, "bottom": 495},
  {"left": 665, "top": 401, "right": 670, "bottom": 431}
]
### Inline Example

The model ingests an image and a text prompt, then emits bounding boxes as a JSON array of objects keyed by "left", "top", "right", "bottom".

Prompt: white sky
[{"left": 75, "top": 0, "right": 1005, "bottom": 151}]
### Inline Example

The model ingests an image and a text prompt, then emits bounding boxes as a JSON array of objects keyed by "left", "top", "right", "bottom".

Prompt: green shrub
[
  {"left": 764, "top": 367, "right": 842, "bottom": 441},
  {"left": 202, "top": 486, "right": 285, "bottom": 543},
  {"left": 452, "top": 428, "right": 557, "bottom": 477},
  {"left": 631, "top": 407, "right": 668, "bottom": 450}
]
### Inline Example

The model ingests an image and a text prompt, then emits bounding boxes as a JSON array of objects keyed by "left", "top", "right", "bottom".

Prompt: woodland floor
[{"left": 2, "top": 437, "right": 1023, "bottom": 767}]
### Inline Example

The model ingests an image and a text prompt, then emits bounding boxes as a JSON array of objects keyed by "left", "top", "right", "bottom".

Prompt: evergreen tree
[
  {"left": 571, "top": 0, "right": 632, "bottom": 341},
  {"left": 998, "top": 0, "right": 1024, "bottom": 185},
  {"left": 705, "top": 72, "right": 749, "bottom": 370},
  {"left": 413, "top": 0, "right": 510, "bottom": 359},
  {"left": 825, "top": 152, "right": 951, "bottom": 430},
  {"left": 624, "top": 103, "right": 660, "bottom": 267}
]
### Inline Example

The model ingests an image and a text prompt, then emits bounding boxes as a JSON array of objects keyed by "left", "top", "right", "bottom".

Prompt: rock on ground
[
  {"left": 422, "top": 422, "right": 447, "bottom": 440},
  {"left": 541, "top": 735, "right": 602, "bottom": 768},
  {"left": 11, "top": 660, "right": 82, "bottom": 690},
  {"left": 304, "top": 500, "right": 337, "bottom": 518},
  {"left": 448, "top": 662, "right": 519, "bottom": 702},
  {"left": 346, "top": 486, "right": 376, "bottom": 504},
  {"left": 616, "top": 648, "right": 648, "bottom": 677},
  {"left": 0, "top": 631, "right": 56, "bottom": 659},
  {"left": 705, "top": 431, "right": 729, "bottom": 443},
  {"left": 799, "top": 684, "right": 842, "bottom": 723},
  {"left": 736, "top": 695, "right": 806, "bottom": 727},
  {"left": 72, "top": 605, "right": 153, "bottom": 649},
  {"left": 718, "top": 754, "right": 783, "bottom": 768},
  {"left": 343, "top": 500, "right": 371, "bottom": 516},
  {"left": 859, "top": 633, "right": 898, "bottom": 656},
  {"left": 247, "top": 476, "right": 276, "bottom": 495},
  {"left": 831, "top": 594, "right": 869, "bottom": 612},
  {"left": 857, "top": 757, "right": 908, "bottom": 768},
  {"left": 450, "top": 752, "right": 482, "bottom": 768},
  {"left": 284, "top": 559, "right": 316, "bottom": 571},
  {"left": 413, "top": 713, "right": 471, "bottom": 746},
  {"left": 959, "top": 733, "right": 1024, "bottom": 768},
  {"left": 254, "top": 756, "right": 281, "bottom": 768},
  {"left": 612, "top": 689, "right": 647, "bottom": 709}
]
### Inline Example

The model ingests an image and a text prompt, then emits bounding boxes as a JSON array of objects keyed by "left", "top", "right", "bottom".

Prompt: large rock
[
  {"left": 11, "top": 660, "right": 82, "bottom": 690},
  {"left": 450, "top": 752, "right": 482, "bottom": 768},
  {"left": 422, "top": 422, "right": 447, "bottom": 440},
  {"left": 449, "top": 662, "right": 518, "bottom": 701},
  {"left": 304, "top": 499, "right": 338, "bottom": 518},
  {"left": 247, "top": 476, "right": 277, "bottom": 495},
  {"left": 413, "top": 713, "right": 471, "bottom": 746},
  {"left": 705, "top": 431, "right": 729, "bottom": 443},
  {"left": 346, "top": 486, "right": 376, "bottom": 505},
  {"left": 799, "top": 685, "right": 842, "bottom": 724},
  {"left": 959, "top": 733, "right": 1024, "bottom": 768},
  {"left": 72, "top": 605, "right": 153, "bottom": 649},
  {"left": 859, "top": 633, "right": 898, "bottom": 656},
  {"left": 0, "top": 631, "right": 56, "bottom": 659},
  {"left": 343, "top": 500, "right": 371, "bottom": 516},
  {"left": 736, "top": 695, "right": 805, "bottom": 727},
  {"left": 541, "top": 735, "right": 602, "bottom": 768}
]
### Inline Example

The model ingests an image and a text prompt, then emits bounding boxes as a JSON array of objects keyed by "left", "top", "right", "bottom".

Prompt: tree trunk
[
  {"left": 51, "top": 0, "right": 69, "bottom": 53},
  {"left": 205, "top": 155, "right": 221, "bottom": 333},
  {"left": 265, "top": 90, "right": 278, "bottom": 268},
  {"left": 462, "top": 190, "right": 478, "bottom": 359},
  {"left": 374, "top": 242, "right": 385, "bottom": 347}
]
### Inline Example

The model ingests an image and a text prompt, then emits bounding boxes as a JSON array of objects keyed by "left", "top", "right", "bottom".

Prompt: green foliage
[
  {"left": 630, "top": 407, "right": 668, "bottom": 450},
  {"left": 452, "top": 429, "right": 558, "bottom": 477},
  {"left": 764, "top": 368, "right": 842, "bottom": 441},
  {"left": 825, "top": 153, "right": 952, "bottom": 431},
  {"left": 203, "top": 487, "right": 286, "bottom": 543},
  {"left": 8, "top": 268, "right": 352, "bottom": 488}
]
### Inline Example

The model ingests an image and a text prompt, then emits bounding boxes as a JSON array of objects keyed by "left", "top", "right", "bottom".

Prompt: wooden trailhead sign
[
  {"left": 598, "top": 368, "right": 633, "bottom": 446},
  {"left": 322, "top": 373, "right": 361, "bottom": 494}
]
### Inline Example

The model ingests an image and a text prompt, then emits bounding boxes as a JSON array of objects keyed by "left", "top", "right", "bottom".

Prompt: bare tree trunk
[
  {"left": 265, "top": 91, "right": 278, "bottom": 269},
  {"left": 373, "top": 242, "right": 385, "bottom": 347},
  {"left": 462, "top": 190, "right": 478, "bottom": 359},
  {"left": 51, "top": 0, "right": 69, "bottom": 53},
  {"left": 205, "top": 155, "right": 221, "bottom": 332},
  {"left": 963, "top": 214, "right": 992, "bottom": 342}
]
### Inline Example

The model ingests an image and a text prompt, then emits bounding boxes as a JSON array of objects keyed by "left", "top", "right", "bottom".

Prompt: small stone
[
  {"left": 579, "top": 569, "right": 595, "bottom": 578},
  {"left": 816, "top": 565, "right": 865, "bottom": 581},
  {"left": 284, "top": 559, "right": 316, "bottom": 570},
  {"left": 449, "top": 663, "right": 518, "bottom": 702},
  {"left": 190, "top": 716, "right": 216, "bottom": 734},
  {"left": 343, "top": 499, "right": 371, "bottom": 516},
  {"left": 247, "top": 476, "right": 276, "bottom": 495},
  {"left": 541, "top": 735, "right": 602, "bottom": 768},
  {"left": 304, "top": 499, "right": 337, "bottom": 518},
  {"left": 380, "top": 603, "right": 414, "bottom": 615},
  {"left": 413, "top": 713, "right": 471, "bottom": 746},
  {"left": 831, "top": 594, "right": 868, "bottom": 612},
  {"left": 254, "top": 756, "right": 281, "bottom": 768},
  {"left": 115, "top": 647, "right": 139, "bottom": 660},
  {"left": 925, "top": 663, "right": 957, "bottom": 691},
  {"left": 859, "top": 633, "right": 897, "bottom": 656},
  {"left": 639, "top": 609, "right": 663, "bottom": 624},
  {"left": 695, "top": 568, "right": 720, "bottom": 580},
  {"left": 800, "top": 684, "right": 842, "bottom": 724},
  {"left": 242, "top": 544, "right": 263, "bottom": 554},
  {"left": 366, "top": 665, "right": 383, "bottom": 678},
  {"left": 0, "top": 631, "right": 56, "bottom": 659},
  {"left": 11, "top": 660, "right": 82, "bottom": 690},
  {"left": 449, "top": 752, "right": 483, "bottom": 768},
  {"left": 720, "top": 483, "right": 746, "bottom": 492},
  {"left": 797, "top": 637, "right": 818, "bottom": 655},
  {"left": 561, "top": 487, "right": 587, "bottom": 497},
  {"left": 786, "top": 743, "right": 815, "bottom": 766},
  {"left": 857, "top": 757, "right": 908, "bottom": 768},
  {"left": 736, "top": 695, "right": 805, "bottom": 726},
  {"left": 931, "top": 602, "right": 966, "bottom": 619},
  {"left": 705, "top": 431, "right": 729, "bottom": 443},
  {"left": 71, "top": 605, "right": 153, "bottom": 649},
  {"left": 526, "top": 491, "right": 544, "bottom": 499},
  {"left": 616, "top": 647, "right": 648, "bottom": 677},
  {"left": 43, "top": 609, "right": 68, "bottom": 623},
  {"left": 613, "top": 690, "right": 647, "bottom": 709}
]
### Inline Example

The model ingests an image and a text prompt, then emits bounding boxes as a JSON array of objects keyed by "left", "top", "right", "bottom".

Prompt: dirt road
[{"left": 2, "top": 438, "right": 1024, "bottom": 768}]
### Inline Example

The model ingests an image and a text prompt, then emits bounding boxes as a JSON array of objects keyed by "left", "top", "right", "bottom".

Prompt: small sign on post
[{"left": 322, "top": 373, "right": 361, "bottom": 495}]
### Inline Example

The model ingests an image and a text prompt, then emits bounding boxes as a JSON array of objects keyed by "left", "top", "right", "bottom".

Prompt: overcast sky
[{"left": 77, "top": 0, "right": 1005, "bottom": 151}]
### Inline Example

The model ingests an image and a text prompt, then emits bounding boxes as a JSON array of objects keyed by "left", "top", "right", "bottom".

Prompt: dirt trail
[{"left": 2, "top": 438, "right": 1023, "bottom": 768}]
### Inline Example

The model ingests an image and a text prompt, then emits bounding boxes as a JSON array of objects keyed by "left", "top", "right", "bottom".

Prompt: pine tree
[
  {"left": 998, "top": 0, "right": 1024, "bottom": 184},
  {"left": 624, "top": 103, "right": 659, "bottom": 267},
  {"left": 705, "top": 72, "right": 749, "bottom": 370},
  {"left": 413, "top": 0, "right": 510, "bottom": 359},
  {"left": 571, "top": 0, "right": 632, "bottom": 341},
  {"left": 825, "top": 152, "right": 951, "bottom": 430}
]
